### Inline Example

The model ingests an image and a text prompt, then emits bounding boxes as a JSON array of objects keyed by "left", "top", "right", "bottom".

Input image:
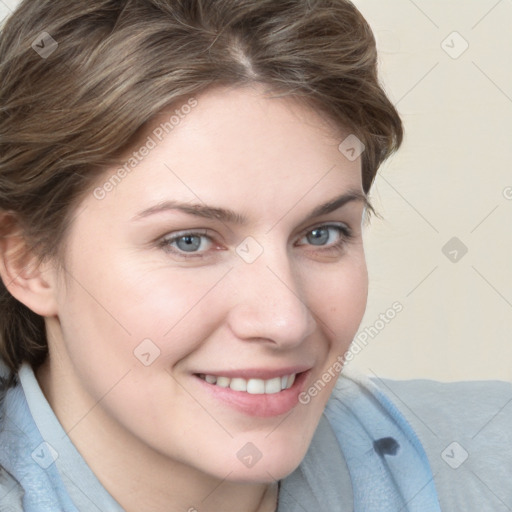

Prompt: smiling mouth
[{"left": 196, "top": 373, "right": 297, "bottom": 394}]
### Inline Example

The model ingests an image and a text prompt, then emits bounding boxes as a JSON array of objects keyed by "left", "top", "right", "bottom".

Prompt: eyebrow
[{"left": 132, "top": 190, "right": 369, "bottom": 225}]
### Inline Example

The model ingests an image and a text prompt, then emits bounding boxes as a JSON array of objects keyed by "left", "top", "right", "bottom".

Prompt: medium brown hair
[{"left": 0, "top": 0, "right": 403, "bottom": 377}]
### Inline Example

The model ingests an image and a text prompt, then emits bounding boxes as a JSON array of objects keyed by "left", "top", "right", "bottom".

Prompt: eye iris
[
  {"left": 176, "top": 235, "right": 202, "bottom": 252},
  {"left": 307, "top": 227, "right": 330, "bottom": 246}
]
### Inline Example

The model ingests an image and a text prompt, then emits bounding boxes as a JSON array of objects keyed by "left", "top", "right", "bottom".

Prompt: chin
[
  {"left": 223, "top": 454, "right": 305, "bottom": 484},
  {"left": 218, "top": 433, "right": 311, "bottom": 484}
]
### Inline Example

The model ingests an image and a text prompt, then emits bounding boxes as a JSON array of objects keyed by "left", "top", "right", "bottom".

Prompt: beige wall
[
  {"left": 350, "top": 0, "right": 512, "bottom": 381},
  {"left": 1, "top": 1, "right": 511, "bottom": 381}
]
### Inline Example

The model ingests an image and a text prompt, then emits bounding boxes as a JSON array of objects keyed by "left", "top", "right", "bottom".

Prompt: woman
[{"left": 0, "top": 1, "right": 510, "bottom": 511}]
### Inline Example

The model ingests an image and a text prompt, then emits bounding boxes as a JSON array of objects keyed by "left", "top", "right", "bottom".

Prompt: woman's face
[{"left": 46, "top": 85, "right": 368, "bottom": 483}]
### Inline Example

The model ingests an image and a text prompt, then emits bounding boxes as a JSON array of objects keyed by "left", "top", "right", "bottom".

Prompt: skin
[{"left": 5, "top": 84, "right": 369, "bottom": 512}]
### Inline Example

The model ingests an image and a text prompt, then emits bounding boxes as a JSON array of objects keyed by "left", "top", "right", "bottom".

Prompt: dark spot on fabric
[{"left": 373, "top": 437, "right": 399, "bottom": 456}]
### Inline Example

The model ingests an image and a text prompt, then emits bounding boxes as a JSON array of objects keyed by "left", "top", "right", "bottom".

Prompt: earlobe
[{"left": 0, "top": 215, "right": 58, "bottom": 317}]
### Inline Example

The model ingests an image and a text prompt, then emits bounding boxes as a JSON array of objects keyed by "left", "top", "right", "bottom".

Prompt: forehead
[{"left": 87, "top": 85, "right": 363, "bottom": 224}]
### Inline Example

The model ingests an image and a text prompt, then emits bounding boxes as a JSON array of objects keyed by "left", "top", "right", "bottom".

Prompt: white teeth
[
  {"left": 265, "top": 377, "right": 282, "bottom": 394},
  {"left": 230, "top": 378, "right": 247, "bottom": 392},
  {"left": 216, "top": 376, "right": 231, "bottom": 388},
  {"left": 247, "top": 378, "right": 265, "bottom": 394},
  {"left": 200, "top": 373, "right": 297, "bottom": 394},
  {"left": 205, "top": 375, "right": 217, "bottom": 384}
]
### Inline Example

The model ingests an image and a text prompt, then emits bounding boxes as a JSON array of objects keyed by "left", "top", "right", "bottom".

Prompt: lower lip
[{"left": 195, "top": 371, "right": 310, "bottom": 418}]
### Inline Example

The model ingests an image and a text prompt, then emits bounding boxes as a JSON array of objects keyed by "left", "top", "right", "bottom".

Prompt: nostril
[{"left": 373, "top": 437, "right": 399, "bottom": 457}]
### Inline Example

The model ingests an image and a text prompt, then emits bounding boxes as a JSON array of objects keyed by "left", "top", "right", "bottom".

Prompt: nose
[{"left": 225, "top": 249, "right": 317, "bottom": 349}]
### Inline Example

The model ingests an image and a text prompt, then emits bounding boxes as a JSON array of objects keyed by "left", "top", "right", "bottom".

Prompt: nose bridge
[{"left": 227, "top": 242, "right": 316, "bottom": 346}]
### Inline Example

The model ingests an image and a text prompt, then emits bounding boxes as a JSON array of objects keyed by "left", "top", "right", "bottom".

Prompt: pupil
[
  {"left": 178, "top": 235, "right": 201, "bottom": 252},
  {"left": 308, "top": 228, "right": 329, "bottom": 245}
]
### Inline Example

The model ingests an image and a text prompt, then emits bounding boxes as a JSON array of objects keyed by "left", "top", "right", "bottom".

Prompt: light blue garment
[
  {"left": 378, "top": 376, "right": 512, "bottom": 511},
  {"left": 276, "top": 370, "right": 443, "bottom": 512},
  {"left": 0, "top": 378, "right": 77, "bottom": 511},
  {"left": 1, "top": 362, "right": 444, "bottom": 511},
  {"left": 324, "top": 373, "right": 441, "bottom": 511}
]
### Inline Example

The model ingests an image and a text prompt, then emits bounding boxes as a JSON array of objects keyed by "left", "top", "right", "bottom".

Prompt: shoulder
[
  {"left": 0, "top": 361, "right": 25, "bottom": 511},
  {"left": 0, "top": 466, "right": 24, "bottom": 511},
  {"left": 371, "top": 376, "right": 512, "bottom": 450},
  {"left": 372, "top": 376, "right": 512, "bottom": 421},
  {"left": 370, "top": 375, "right": 512, "bottom": 511}
]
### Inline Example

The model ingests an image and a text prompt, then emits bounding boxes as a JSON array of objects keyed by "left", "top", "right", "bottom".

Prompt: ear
[{"left": 0, "top": 214, "right": 58, "bottom": 317}]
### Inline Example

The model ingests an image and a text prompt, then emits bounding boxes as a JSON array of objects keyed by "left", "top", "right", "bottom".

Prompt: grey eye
[
  {"left": 175, "top": 235, "right": 203, "bottom": 252},
  {"left": 306, "top": 227, "right": 332, "bottom": 246}
]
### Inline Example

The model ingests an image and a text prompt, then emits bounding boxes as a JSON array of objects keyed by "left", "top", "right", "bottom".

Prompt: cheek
[
  {"left": 55, "top": 255, "right": 229, "bottom": 396},
  {"left": 306, "top": 252, "right": 368, "bottom": 344}
]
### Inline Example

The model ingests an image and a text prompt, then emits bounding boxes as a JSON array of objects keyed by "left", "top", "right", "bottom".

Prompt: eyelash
[{"left": 157, "top": 224, "right": 354, "bottom": 260}]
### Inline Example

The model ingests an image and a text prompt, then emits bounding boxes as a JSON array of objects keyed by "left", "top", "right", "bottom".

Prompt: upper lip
[{"left": 194, "top": 366, "right": 311, "bottom": 380}]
